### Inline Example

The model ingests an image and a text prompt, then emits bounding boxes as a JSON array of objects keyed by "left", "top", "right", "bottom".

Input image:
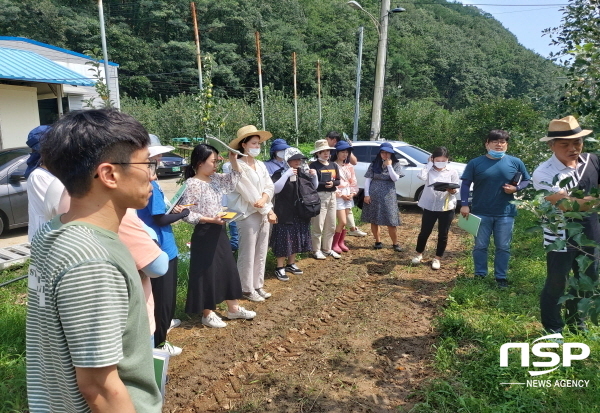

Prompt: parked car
[
  {"left": 0, "top": 147, "right": 31, "bottom": 235},
  {"left": 157, "top": 152, "right": 187, "bottom": 177},
  {"left": 352, "top": 141, "right": 467, "bottom": 203}
]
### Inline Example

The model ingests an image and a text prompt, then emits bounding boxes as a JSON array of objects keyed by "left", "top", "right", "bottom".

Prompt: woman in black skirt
[
  {"left": 181, "top": 144, "right": 256, "bottom": 328},
  {"left": 270, "top": 148, "right": 318, "bottom": 281}
]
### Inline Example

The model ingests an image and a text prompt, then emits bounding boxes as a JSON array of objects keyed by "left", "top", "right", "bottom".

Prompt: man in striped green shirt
[{"left": 27, "top": 109, "right": 162, "bottom": 412}]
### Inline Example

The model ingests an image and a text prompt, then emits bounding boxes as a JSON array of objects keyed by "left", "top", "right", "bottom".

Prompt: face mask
[
  {"left": 248, "top": 148, "right": 261, "bottom": 157},
  {"left": 434, "top": 161, "right": 448, "bottom": 169},
  {"left": 487, "top": 149, "right": 506, "bottom": 159},
  {"left": 318, "top": 155, "right": 329, "bottom": 162},
  {"left": 276, "top": 150, "right": 285, "bottom": 159}
]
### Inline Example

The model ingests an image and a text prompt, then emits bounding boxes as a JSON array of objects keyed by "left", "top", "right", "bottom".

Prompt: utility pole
[
  {"left": 97, "top": 0, "right": 111, "bottom": 103},
  {"left": 370, "top": 0, "right": 391, "bottom": 141},
  {"left": 255, "top": 31, "right": 266, "bottom": 130},
  {"left": 317, "top": 60, "right": 322, "bottom": 137},
  {"left": 352, "top": 26, "right": 364, "bottom": 142},
  {"left": 293, "top": 52, "right": 299, "bottom": 146},
  {"left": 190, "top": 2, "right": 203, "bottom": 90}
]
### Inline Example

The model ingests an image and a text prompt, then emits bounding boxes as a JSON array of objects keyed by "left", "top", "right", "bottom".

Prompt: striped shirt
[
  {"left": 26, "top": 217, "right": 162, "bottom": 413},
  {"left": 532, "top": 153, "right": 600, "bottom": 252}
]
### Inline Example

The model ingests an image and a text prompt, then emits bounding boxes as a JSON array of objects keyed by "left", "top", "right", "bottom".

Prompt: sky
[{"left": 457, "top": 1, "right": 566, "bottom": 58}]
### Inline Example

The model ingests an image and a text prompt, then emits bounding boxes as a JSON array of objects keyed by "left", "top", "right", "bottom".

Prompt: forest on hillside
[{"left": 0, "top": 0, "right": 561, "bottom": 110}]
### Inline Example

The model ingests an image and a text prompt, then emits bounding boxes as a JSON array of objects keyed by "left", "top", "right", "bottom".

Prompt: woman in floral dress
[
  {"left": 181, "top": 144, "right": 256, "bottom": 328},
  {"left": 362, "top": 142, "right": 404, "bottom": 251}
]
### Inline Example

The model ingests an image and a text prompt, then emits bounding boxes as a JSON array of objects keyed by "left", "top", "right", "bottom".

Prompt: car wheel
[
  {"left": 414, "top": 186, "right": 424, "bottom": 203},
  {"left": 0, "top": 211, "right": 7, "bottom": 237}
]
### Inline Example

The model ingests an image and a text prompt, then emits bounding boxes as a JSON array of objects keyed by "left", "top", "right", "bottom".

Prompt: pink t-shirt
[{"left": 118, "top": 209, "right": 162, "bottom": 334}]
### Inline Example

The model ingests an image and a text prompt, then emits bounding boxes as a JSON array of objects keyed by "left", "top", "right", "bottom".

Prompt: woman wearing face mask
[
  {"left": 362, "top": 142, "right": 404, "bottom": 251},
  {"left": 412, "top": 147, "right": 459, "bottom": 270},
  {"left": 332, "top": 141, "right": 358, "bottom": 254},
  {"left": 227, "top": 126, "right": 277, "bottom": 302},
  {"left": 309, "top": 140, "right": 341, "bottom": 259},
  {"left": 264, "top": 138, "right": 291, "bottom": 176},
  {"left": 180, "top": 144, "right": 256, "bottom": 328},
  {"left": 270, "top": 148, "right": 318, "bottom": 280}
]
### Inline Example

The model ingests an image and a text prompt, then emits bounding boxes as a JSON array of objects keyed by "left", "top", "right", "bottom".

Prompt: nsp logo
[{"left": 500, "top": 333, "right": 590, "bottom": 376}]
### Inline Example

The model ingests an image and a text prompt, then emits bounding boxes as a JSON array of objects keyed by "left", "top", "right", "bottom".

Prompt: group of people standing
[{"left": 24, "top": 107, "right": 600, "bottom": 412}]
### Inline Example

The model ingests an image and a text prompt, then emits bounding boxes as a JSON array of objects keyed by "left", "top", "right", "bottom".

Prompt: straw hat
[
  {"left": 229, "top": 125, "right": 272, "bottom": 150},
  {"left": 310, "top": 139, "right": 336, "bottom": 154},
  {"left": 540, "top": 116, "right": 593, "bottom": 142}
]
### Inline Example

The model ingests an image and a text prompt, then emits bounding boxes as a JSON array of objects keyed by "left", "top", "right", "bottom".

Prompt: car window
[
  {"left": 0, "top": 149, "right": 30, "bottom": 170},
  {"left": 353, "top": 146, "right": 373, "bottom": 163},
  {"left": 397, "top": 145, "right": 430, "bottom": 164}
]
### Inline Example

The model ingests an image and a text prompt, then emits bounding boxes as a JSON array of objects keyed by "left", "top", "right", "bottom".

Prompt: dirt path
[{"left": 164, "top": 209, "right": 467, "bottom": 412}]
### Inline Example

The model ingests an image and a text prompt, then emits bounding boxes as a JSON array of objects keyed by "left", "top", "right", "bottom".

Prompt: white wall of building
[{"left": 0, "top": 84, "right": 39, "bottom": 149}]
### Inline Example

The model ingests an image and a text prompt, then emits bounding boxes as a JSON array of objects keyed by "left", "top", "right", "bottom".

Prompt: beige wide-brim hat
[
  {"left": 540, "top": 116, "right": 593, "bottom": 142},
  {"left": 148, "top": 134, "right": 175, "bottom": 158},
  {"left": 229, "top": 125, "right": 272, "bottom": 150},
  {"left": 310, "top": 139, "right": 336, "bottom": 154}
]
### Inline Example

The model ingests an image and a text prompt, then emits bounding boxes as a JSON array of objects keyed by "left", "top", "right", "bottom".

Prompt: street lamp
[{"left": 348, "top": 1, "right": 405, "bottom": 141}]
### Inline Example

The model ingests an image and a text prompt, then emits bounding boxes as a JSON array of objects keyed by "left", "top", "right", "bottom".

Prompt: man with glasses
[
  {"left": 459, "top": 130, "right": 531, "bottom": 288},
  {"left": 27, "top": 109, "right": 162, "bottom": 412},
  {"left": 533, "top": 116, "right": 600, "bottom": 335}
]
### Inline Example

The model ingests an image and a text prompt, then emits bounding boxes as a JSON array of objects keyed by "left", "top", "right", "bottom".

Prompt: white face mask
[
  {"left": 318, "top": 155, "right": 329, "bottom": 162},
  {"left": 248, "top": 148, "right": 261, "bottom": 157},
  {"left": 276, "top": 150, "right": 285, "bottom": 159},
  {"left": 434, "top": 161, "right": 448, "bottom": 169}
]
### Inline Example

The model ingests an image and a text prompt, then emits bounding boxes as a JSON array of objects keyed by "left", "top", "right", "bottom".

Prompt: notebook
[
  {"left": 153, "top": 348, "right": 171, "bottom": 399},
  {"left": 458, "top": 213, "right": 481, "bottom": 237}
]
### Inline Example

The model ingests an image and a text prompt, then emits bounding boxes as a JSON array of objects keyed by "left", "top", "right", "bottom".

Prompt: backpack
[{"left": 295, "top": 173, "right": 321, "bottom": 219}]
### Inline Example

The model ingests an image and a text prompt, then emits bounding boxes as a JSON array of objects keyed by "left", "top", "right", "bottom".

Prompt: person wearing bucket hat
[
  {"left": 25, "top": 125, "right": 61, "bottom": 241},
  {"left": 270, "top": 148, "right": 317, "bottom": 280},
  {"left": 264, "top": 138, "right": 291, "bottom": 176},
  {"left": 532, "top": 116, "right": 600, "bottom": 335},
  {"left": 459, "top": 130, "right": 531, "bottom": 289},
  {"left": 227, "top": 125, "right": 277, "bottom": 302},
  {"left": 331, "top": 141, "right": 358, "bottom": 254},
  {"left": 138, "top": 133, "right": 189, "bottom": 355},
  {"left": 362, "top": 142, "right": 404, "bottom": 251},
  {"left": 309, "top": 140, "right": 341, "bottom": 259},
  {"left": 324, "top": 131, "right": 366, "bottom": 237}
]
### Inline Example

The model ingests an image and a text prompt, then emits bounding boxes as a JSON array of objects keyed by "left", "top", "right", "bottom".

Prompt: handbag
[{"left": 353, "top": 188, "right": 365, "bottom": 209}]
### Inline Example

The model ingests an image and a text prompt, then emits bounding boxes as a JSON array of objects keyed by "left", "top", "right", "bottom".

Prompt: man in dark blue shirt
[{"left": 460, "top": 130, "right": 531, "bottom": 288}]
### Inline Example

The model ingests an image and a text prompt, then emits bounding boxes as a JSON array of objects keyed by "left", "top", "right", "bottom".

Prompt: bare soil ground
[{"left": 164, "top": 208, "right": 467, "bottom": 412}]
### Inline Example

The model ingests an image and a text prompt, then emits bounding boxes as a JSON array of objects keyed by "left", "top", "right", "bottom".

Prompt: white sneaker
[
  {"left": 411, "top": 254, "right": 423, "bottom": 264},
  {"left": 167, "top": 318, "right": 181, "bottom": 333},
  {"left": 243, "top": 290, "right": 266, "bottom": 302},
  {"left": 160, "top": 341, "right": 183, "bottom": 356},
  {"left": 202, "top": 312, "right": 227, "bottom": 328},
  {"left": 348, "top": 228, "right": 367, "bottom": 237},
  {"left": 227, "top": 306, "right": 256, "bottom": 320},
  {"left": 431, "top": 258, "right": 441, "bottom": 270},
  {"left": 256, "top": 288, "right": 272, "bottom": 298},
  {"left": 326, "top": 250, "right": 341, "bottom": 259},
  {"left": 314, "top": 250, "right": 326, "bottom": 260}
]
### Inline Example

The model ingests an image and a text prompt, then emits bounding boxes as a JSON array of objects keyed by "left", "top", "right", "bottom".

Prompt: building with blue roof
[{"left": 0, "top": 37, "right": 120, "bottom": 149}]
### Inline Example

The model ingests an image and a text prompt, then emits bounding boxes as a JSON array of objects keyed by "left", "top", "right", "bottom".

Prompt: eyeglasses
[
  {"left": 489, "top": 140, "right": 508, "bottom": 145},
  {"left": 110, "top": 161, "right": 158, "bottom": 176}
]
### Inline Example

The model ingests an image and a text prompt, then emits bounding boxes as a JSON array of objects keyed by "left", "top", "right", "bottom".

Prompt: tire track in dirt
[{"left": 164, "top": 209, "right": 466, "bottom": 412}]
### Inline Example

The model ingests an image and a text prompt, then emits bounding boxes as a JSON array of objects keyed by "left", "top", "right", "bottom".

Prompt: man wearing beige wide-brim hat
[{"left": 532, "top": 115, "right": 600, "bottom": 336}]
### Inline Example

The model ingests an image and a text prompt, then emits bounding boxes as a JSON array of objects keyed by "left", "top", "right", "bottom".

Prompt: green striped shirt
[{"left": 26, "top": 216, "right": 162, "bottom": 412}]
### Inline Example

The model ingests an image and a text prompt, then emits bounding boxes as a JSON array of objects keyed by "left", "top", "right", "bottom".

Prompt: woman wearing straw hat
[
  {"left": 309, "top": 139, "right": 341, "bottom": 259},
  {"left": 362, "top": 142, "right": 404, "bottom": 251},
  {"left": 227, "top": 125, "right": 277, "bottom": 302}
]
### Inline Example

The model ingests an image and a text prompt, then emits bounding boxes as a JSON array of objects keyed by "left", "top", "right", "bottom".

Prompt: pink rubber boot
[
  {"left": 332, "top": 232, "right": 343, "bottom": 254},
  {"left": 338, "top": 229, "right": 349, "bottom": 252}
]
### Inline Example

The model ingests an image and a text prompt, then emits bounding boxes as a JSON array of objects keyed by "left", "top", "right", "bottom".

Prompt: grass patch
[
  {"left": 0, "top": 263, "right": 29, "bottom": 413},
  {"left": 411, "top": 210, "right": 600, "bottom": 412}
]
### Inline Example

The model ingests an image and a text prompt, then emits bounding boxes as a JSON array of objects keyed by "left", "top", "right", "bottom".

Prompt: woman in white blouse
[
  {"left": 412, "top": 146, "right": 459, "bottom": 270},
  {"left": 181, "top": 144, "right": 256, "bottom": 328},
  {"left": 227, "top": 125, "right": 277, "bottom": 302}
]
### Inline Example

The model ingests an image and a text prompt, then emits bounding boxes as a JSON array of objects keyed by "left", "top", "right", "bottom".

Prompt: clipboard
[
  {"left": 458, "top": 213, "right": 481, "bottom": 237},
  {"left": 165, "top": 182, "right": 187, "bottom": 215},
  {"left": 218, "top": 208, "right": 242, "bottom": 222}
]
